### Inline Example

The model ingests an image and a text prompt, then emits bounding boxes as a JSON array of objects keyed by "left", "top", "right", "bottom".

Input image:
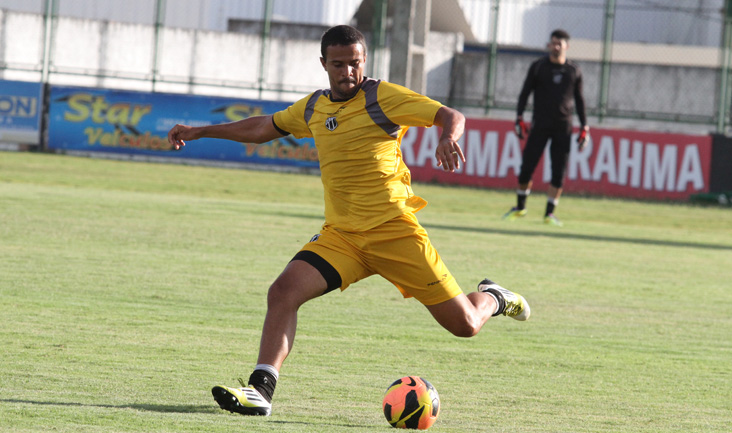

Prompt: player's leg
[
  {"left": 544, "top": 130, "right": 571, "bottom": 226},
  {"left": 371, "top": 214, "right": 529, "bottom": 338},
  {"left": 425, "top": 292, "right": 497, "bottom": 337},
  {"left": 546, "top": 184, "right": 563, "bottom": 217},
  {"left": 212, "top": 227, "right": 369, "bottom": 416},
  {"left": 425, "top": 280, "right": 530, "bottom": 337},
  {"left": 257, "top": 256, "right": 337, "bottom": 370},
  {"left": 212, "top": 258, "right": 332, "bottom": 416},
  {"left": 504, "top": 129, "right": 548, "bottom": 220}
]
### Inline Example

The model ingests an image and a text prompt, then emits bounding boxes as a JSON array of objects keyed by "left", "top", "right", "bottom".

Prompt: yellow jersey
[{"left": 273, "top": 78, "right": 443, "bottom": 232}]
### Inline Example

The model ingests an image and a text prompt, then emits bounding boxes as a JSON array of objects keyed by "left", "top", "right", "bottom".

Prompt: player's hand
[
  {"left": 577, "top": 126, "right": 590, "bottom": 151},
  {"left": 435, "top": 138, "right": 465, "bottom": 172},
  {"left": 167, "top": 124, "right": 199, "bottom": 150},
  {"left": 514, "top": 117, "right": 529, "bottom": 140}
]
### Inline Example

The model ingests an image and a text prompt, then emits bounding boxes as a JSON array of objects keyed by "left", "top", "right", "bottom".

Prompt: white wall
[
  {"left": 0, "top": 7, "right": 723, "bottom": 134},
  {"left": 0, "top": 9, "right": 352, "bottom": 101},
  {"left": 0, "top": 0, "right": 362, "bottom": 30},
  {"left": 0, "top": 0, "right": 724, "bottom": 47},
  {"left": 456, "top": 0, "right": 724, "bottom": 47}
]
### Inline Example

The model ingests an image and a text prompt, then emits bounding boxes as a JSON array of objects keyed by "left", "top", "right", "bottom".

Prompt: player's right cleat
[
  {"left": 478, "top": 279, "right": 531, "bottom": 321},
  {"left": 544, "top": 213, "right": 564, "bottom": 227},
  {"left": 212, "top": 381, "right": 272, "bottom": 416},
  {"left": 502, "top": 207, "right": 527, "bottom": 220}
]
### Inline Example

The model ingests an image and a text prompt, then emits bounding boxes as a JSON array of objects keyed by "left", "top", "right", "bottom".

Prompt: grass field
[{"left": 1, "top": 151, "right": 730, "bottom": 433}]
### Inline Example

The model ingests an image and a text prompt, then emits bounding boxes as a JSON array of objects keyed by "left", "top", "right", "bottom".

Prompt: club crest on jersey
[
  {"left": 325, "top": 116, "right": 338, "bottom": 131},
  {"left": 553, "top": 73, "right": 563, "bottom": 84}
]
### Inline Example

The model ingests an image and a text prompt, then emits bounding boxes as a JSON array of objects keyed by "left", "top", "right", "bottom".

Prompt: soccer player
[
  {"left": 167, "top": 25, "right": 530, "bottom": 416},
  {"left": 506, "top": 29, "right": 590, "bottom": 226}
]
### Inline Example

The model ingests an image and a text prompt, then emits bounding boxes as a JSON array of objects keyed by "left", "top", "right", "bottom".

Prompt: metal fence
[
  {"left": 1, "top": 0, "right": 731, "bottom": 133},
  {"left": 447, "top": 0, "right": 731, "bottom": 132}
]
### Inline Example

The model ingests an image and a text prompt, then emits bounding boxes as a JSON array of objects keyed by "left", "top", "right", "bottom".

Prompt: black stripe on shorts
[{"left": 291, "top": 250, "right": 342, "bottom": 294}]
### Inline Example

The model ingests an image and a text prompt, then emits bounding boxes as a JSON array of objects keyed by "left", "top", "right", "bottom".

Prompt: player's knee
[
  {"left": 518, "top": 173, "right": 532, "bottom": 185},
  {"left": 550, "top": 167, "right": 566, "bottom": 188},
  {"left": 266, "top": 280, "right": 302, "bottom": 309},
  {"left": 446, "top": 314, "right": 482, "bottom": 338}
]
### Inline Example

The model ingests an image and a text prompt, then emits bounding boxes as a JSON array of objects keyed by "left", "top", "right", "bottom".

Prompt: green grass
[{"left": 1, "top": 151, "right": 730, "bottom": 433}]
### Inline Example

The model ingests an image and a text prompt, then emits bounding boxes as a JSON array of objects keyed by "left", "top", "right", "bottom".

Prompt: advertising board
[
  {"left": 47, "top": 85, "right": 318, "bottom": 169},
  {"left": 0, "top": 80, "right": 42, "bottom": 144},
  {"left": 403, "top": 119, "right": 712, "bottom": 200}
]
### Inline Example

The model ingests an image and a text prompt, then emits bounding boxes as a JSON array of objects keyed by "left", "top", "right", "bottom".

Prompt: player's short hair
[
  {"left": 551, "top": 29, "right": 570, "bottom": 41},
  {"left": 320, "top": 25, "right": 367, "bottom": 59}
]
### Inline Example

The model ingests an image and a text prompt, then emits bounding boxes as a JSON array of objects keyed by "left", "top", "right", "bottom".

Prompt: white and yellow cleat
[
  {"left": 478, "top": 279, "right": 530, "bottom": 321},
  {"left": 544, "top": 213, "right": 564, "bottom": 227},
  {"left": 212, "top": 381, "right": 272, "bottom": 416},
  {"left": 502, "top": 207, "right": 528, "bottom": 221}
]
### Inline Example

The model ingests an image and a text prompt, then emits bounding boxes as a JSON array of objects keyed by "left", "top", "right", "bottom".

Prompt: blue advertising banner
[
  {"left": 47, "top": 85, "right": 319, "bottom": 169},
  {"left": 0, "top": 79, "right": 42, "bottom": 144}
]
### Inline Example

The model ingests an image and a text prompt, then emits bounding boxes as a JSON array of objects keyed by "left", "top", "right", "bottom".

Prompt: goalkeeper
[{"left": 506, "top": 29, "right": 590, "bottom": 226}]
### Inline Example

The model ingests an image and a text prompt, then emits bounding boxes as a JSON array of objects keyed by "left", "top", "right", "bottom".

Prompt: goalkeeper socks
[
  {"left": 248, "top": 364, "right": 279, "bottom": 403},
  {"left": 516, "top": 189, "right": 530, "bottom": 210},
  {"left": 545, "top": 197, "right": 558, "bottom": 216}
]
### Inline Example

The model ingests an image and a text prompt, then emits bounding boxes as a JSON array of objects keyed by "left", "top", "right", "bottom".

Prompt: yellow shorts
[{"left": 297, "top": 212, "right": 463, "bottom": 305}]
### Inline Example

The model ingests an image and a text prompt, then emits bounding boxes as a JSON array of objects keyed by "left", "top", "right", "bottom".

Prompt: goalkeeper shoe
[
  {"left": 502, "top": 207, "right": 527, "bottom": 220},
  {"left": 544, "top": 213, "right": 563, "bottom": 227},
  {"left": 212, "top": 379, "right": 272, "bottom": 416},
  {"left": 478, "top": 279, "right": 530, "bottom": 321}
]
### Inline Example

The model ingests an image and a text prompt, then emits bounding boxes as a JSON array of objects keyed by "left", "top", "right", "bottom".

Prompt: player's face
[
  {"left": 548, "top": 37, "right": 568, "bottom": 61},
  {"left": 320, "top": 43, "right": 366, "bottom": 100}
]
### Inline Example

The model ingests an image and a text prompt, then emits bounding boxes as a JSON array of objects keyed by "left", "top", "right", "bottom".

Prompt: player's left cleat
[
  {"left": 478, "top": 279, "right": 530, "bottom": 321},
  {"left": 212, "top": 379, "right": 272, "bottom": 416},
  {"left": 502, "top": 207, "right": 528, "bottom": 221},
  {"left": 544, "top": 213, "right": 563, "bottom": 227}
]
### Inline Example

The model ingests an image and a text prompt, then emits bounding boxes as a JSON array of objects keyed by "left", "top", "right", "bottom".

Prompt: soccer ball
[{"left": 382, "top": 376, "right": 440, "bottom": 430}]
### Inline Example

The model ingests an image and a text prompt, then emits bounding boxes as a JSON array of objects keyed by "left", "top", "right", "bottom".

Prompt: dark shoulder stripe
[
  {"left": 303, "top": 90, "right": 327, "bottom": 125},
  {"left": 361, "top": 79, "right": 400, "bottom": 138},
  {"left": 271, "top": 117, "right": 290, "bottom": 136}
]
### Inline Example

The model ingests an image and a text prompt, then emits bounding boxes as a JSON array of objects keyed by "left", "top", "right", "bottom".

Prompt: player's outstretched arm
[
  {"left": 167, "top": 115, "right": 284, "bottom": 150},
  {"left": 433, "top": 106, "right": 466, "bottom": 172}
]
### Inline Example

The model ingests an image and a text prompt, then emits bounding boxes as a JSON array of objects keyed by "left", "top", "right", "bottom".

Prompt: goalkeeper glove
[
  {"left": 514, "top": 118, "right": 529, "bottom": 139},
  {"left": 577, "top": 127, "right": 589, "bottom": 150}
]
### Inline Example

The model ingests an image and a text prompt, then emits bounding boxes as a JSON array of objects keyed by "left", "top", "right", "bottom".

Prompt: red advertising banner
[{"left": 401, "top": 118, "right": 712, "bottom": 200}]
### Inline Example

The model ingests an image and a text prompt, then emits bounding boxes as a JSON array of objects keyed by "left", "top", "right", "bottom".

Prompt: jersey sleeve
[
  {"left": 573, "top": 65, "right": 587, "bottom": 127},
  {"left": 272, "top": 93, "right": 314, "bottom": 139},
  {"left": 376, "top": 81, "right": 443, "bottom": 127},
  {"left": 517, "top": 59, "right": 539, "bottom": 117}
]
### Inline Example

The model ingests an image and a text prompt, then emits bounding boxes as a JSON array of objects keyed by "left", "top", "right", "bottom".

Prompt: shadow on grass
[
  {"left": 1, "top": 399, "right": 216, "bottom": 414},
  {"left": 269, "top": 420, "right": 377, "bottom": 428},
  {"left": 2, "top": 399, "right": 379, "bottom": 428},
  {"left": 422, "top": 222, "right": 732, "bottom": 251},
  {"left": 254, "top": 210, "right": 732, "bottom": 252}
]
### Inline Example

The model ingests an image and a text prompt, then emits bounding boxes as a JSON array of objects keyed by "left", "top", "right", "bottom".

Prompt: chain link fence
[
  {"left": 0, "top": 0, "right": 729, "bottom": 133},
  {"left": 450, "top": 0, "right": 728, "bottom": 132}
]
